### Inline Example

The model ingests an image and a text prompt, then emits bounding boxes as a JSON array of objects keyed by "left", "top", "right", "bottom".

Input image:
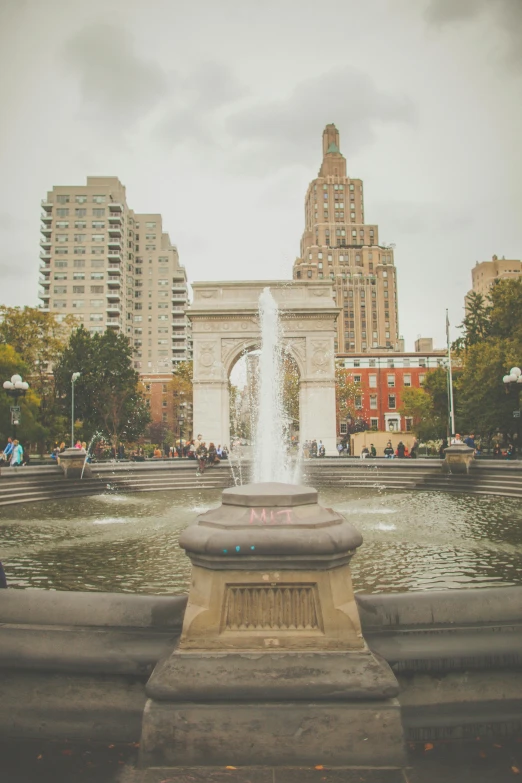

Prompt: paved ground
[{"left": 1, "top": 740, "right": 521, "bottom": 783}]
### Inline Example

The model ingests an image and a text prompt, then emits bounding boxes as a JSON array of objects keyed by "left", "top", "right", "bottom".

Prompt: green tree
[
  {"left": 335, "top": 365, "right": 361, "bottom": 432},
  {"left": 398, "top": 386, "right": 442, "bottom": 440},
  {"left": 0, "top": 345, "right": 46, "bottom": 446},
  {"left": 455, "top": 292, "right": 491, "bottom": 350},
  {"left": 54, "top": 327, "right": 150, "bottom": 446},
  {"left": 453, "top": 278, "right": 522, "bottom": 445},
  {"left": 456, "top": 339, "right": 520, "bottom": 442},
  {"left": 0, "top": 306, "right": 78, "bottom": 443}
]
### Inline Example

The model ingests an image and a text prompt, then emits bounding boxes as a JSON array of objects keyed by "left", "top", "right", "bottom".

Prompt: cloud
[
  {"left": 154, "top": 61, "right": 249, "bottom": 150},
  {"left": 424, "top": 0, "right": 522, "bottom": 64},
  {"left": 62, "top": 23, "right": 168, "bottom": 129},
  {"left": 224, "top": 67, "right": 416, "bottom": 172}
]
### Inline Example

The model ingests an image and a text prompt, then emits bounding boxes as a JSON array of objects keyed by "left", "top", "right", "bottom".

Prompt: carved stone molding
[{"left": 222, "top": 583, "right": 323, "bottom": 633}]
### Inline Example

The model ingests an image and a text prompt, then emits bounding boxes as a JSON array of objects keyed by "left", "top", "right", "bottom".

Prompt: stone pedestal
[
  {"left": 443, "top": 443, "right": 475, "bottom": 474},
  {"left": 59, "top": 448, "right": 91, "bottom": 479},
  {"left": 140, "top": 483, "right": 405, "bottom": 769}
]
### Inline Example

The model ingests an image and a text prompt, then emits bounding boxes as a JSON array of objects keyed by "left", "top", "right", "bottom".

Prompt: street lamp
[
  {"left": 2, "top": 374, "right": 30, "bottom": 439},
  {"left": 502, "top": 366, "right": 522, "bottom": 456},
  {"left": 71, "top": 372, "right": 81, "bottom": 447}
]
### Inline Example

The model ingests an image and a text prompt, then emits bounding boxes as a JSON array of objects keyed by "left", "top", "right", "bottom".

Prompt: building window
[
  {"left": 72, "top": 285, "right": 85, "bottom": 293},
  {"left": 56, "top": 209, "right": 69, "bottom": 217},
  {"left": 369, "top": 374, "right": 377, "bottom": 388},
  {"left": 90, "top": 285, "right": 104, "bottom": 293},
  {"left": 57, "top": 195, "right": 70, "bottom": 203},
  {"left": 90, "top": 313, "right": 103, "bottom": 321},
  {"left": 387, "top": 374, "right": 395, "bottom": 387},
  {"left": 388, "top": 394, "right": 396, "bottom": 409},
  {"left": 355, "top": 395, "right": 362, "bottom": 409},
  {"left": 404, "top": 373, "right": 411, "bottom": 387},
  {"left": 92, "top": 195, "right": 106, "bottom": 203},
  {"left": 72, "top": 300, "right": 84, "bottom": 308},
  {"left": 370, "top": 418, "right": 378, "bottom": 431},
  {"left": 90, "top": 299, "right": 104, "bottom": 307},
  {"left": 53, "top": 286, "right": 67, "bottom": 294},
  {"left": 75, "top": 195, "right": 87, "bottom": 204},
  {"left": 405, "top": 417, "right": 413, "bottom": 432},
  {"left": 419, "top": 374, "right": 426, "bottom": 385},
  {"left": 370, "top": 394, "right": 378, "bottom": 409},
  {"left": 75, "top": 209, "right": 86, "bottom": 217}
]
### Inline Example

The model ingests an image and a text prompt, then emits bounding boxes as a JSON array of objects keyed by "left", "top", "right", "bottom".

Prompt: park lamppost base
[{"left": 139, "top": 483, "right": 405, "bottom": 769}]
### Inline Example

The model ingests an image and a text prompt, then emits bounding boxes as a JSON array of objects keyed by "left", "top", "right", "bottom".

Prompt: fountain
[
  {"left": 136, "top": 288, "right": 405, "bottom": 770},
  {"left": 253, "top": 287, "right": 300, "bottom": 484}
]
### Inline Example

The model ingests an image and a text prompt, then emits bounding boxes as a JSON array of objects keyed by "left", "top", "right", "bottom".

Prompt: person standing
[
  {"left": 451, "top": 434, "right": 463, "bottom": 445},
  {"left": 410, "top": 438, "right": 419, "bottom": 459},
  {"left": 1, "top": 438, "right": 13, "bottom": 464},
  {"left": 396, "top": 441, "right": 406, "bottom": 458},
  {"left": 196, "top": 441, "right": 208, "bottom": 475},
  {"left": 370, "top": 444, "right": 377, "bottom": 458},
  {"left": 10, "top": 440, "right": 23, "bottom": 466}
]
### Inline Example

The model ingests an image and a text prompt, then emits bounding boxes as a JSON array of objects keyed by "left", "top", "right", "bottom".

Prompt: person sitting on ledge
[
  {"left": 207, "top": 442, "right": 220, "bottom": 466},
  {"left": 384, "top": 441, "right": 394, "bottom": 458}
]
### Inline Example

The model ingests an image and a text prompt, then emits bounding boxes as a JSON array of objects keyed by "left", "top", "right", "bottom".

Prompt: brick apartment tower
[
  {"left": 293, "top": 125, "right": 400, "bottom": 354},
  {"left": 39, "top": 177, "right": 192, "bottom": 373}
]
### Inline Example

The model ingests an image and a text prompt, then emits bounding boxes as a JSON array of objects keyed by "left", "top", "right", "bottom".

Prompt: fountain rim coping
[{"left": 222, "top": 482, "right": 318, "bottom": 508}]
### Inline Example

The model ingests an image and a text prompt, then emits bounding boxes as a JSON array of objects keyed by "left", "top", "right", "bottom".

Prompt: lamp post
[
  {"left": 2, "top": 374, "right": 29, "bottom": 439},
  {"left": 502, "top": 366, "right": 522, "bottom": 456},
  {"left": 71, "top": 372, "right": 81, "bottom": 447},
  {"left": 178, "top": 418, "right": 184, "bottom": 456}
]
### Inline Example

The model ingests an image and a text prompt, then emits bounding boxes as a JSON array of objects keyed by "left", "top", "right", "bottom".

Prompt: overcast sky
[{"left": 0, "top": 0, "right": 521, "bottom": 350}]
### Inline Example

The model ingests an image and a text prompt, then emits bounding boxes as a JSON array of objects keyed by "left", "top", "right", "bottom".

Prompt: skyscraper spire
[
  {"left": 293, "top": 125, "right": 400, "bottom": 354},
  {"left": 319, "top": 124, "right": 346, "bottom": 178}
]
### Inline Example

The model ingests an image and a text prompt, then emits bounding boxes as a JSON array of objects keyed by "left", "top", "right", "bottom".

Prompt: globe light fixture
[{"left": 2, "top": 374, "right": 30, "bottom": 437}]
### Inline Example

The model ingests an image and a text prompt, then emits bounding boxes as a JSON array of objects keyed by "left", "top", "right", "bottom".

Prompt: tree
[
  {"left": 170, "top": 361, "right": 193, "bottom": 440},
  {"left": 452, "top": 278, "right": 522, "bottom": 445},
  {"left": 146, "top": 421, "right": 170, "bottom": 445},
  {"left": 0, "top": 307, "right": 79, "bottom": 444},
  {"left": 456, "top": 292, "right": 491, "bottom": 350},
  {"left": 335, "top": 365, "right": 361, "bottom": 433},
  {"left": 0, "top": 345, "right": 46, "bottom": 446},
  {"left": 53, "top": 327, "right": 150, "bottom": 446},
  {"left": 398, "top": 386, "right": 442, "bottom": 440}
]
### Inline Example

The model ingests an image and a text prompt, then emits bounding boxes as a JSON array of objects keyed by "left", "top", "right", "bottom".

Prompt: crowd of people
[
  {"left": 303, "top": 440, "right": 326, "bottom": 458},
  {"left": 359, "top": 439, "right": 419, "bottom": 459}
]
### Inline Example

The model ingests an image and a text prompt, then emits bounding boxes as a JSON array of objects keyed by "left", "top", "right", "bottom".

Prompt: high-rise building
[
  {"left": 292, "top": 125, "right": 400, "bottom": 353},
  {"left": 39, "top": 176, "right": 192, "bottom": 374},
  {"left": 466, "top": 255, "right": 521, "bottom": 303}
]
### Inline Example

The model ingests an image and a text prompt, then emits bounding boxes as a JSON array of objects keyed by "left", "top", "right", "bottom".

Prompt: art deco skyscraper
[{"left": 293, "top": 125, "right": 400, "bottom": 353}]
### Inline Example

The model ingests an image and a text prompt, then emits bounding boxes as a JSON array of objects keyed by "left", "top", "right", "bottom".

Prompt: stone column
[{"left": 140, "top": 482, "right": 404, "bottom": 768}]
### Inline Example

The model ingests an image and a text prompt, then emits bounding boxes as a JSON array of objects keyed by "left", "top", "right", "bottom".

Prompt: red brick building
[
  {"left": 140, "top": 373, "right": 193, "bottom": 442},
  {"left": 337, "top": 346, "right": 446, "bottom": 435}
]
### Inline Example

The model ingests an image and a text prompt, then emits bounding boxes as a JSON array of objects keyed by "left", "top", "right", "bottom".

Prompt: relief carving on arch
[
  {"left": 310, "top": 339, "right": 332, "bottom": 376},
  {"left": 197, "top": 341, "right": 218, "bottom": 376}
]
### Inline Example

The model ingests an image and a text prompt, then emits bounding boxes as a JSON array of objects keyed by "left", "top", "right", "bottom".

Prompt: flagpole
[{"left": 446, "top": 309, "right": 455, "bottom": 437}]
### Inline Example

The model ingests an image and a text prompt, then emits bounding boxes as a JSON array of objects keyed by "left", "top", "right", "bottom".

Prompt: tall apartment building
[
  {"left": 293, "top": 125, "right": 400, "bottom": 353},
  {"left": 466, "top": 255, "right": 521, "bottom": 304},
  {"left": 39, "top": 176, "right": 192, "bottom": 374}
]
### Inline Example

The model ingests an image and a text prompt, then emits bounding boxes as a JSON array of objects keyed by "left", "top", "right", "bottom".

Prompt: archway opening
[{"left": 228, "top": 347, "right": 301, "bottom": 450}]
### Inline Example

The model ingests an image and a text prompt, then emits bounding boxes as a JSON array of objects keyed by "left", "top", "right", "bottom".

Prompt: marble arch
[{"left": 188, "top": 281, "right": 340, "bottom": 454}]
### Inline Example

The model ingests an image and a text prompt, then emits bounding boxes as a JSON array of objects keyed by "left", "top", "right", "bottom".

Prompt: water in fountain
[
  {"left": 81, "top": 431, "right": 103, "bottom": 479},
  {"left": 253, "top": 287, "right": 299, "bottom": 484}
]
